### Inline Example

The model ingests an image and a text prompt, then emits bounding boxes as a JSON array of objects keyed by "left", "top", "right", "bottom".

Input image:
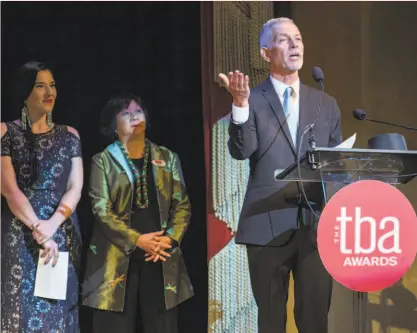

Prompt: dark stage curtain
[{"left": 1, "top": 2, "right": 207, "bottom": 333}]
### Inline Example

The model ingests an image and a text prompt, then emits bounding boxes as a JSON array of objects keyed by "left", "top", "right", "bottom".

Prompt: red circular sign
[{"left": 317, "top": 180, "right": 417, "bottom": 292}]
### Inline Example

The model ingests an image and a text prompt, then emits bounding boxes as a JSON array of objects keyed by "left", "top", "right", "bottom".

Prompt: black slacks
[
  {"left": 247, "top": 228, "right": 332, "bottom": 333},
  {"left": 92, "top": 254, "right": 178, "bottom": 333}
]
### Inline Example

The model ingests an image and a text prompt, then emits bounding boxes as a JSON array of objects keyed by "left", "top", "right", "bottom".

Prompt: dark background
[{"left": 2, "top": 2, "right": 206, "bottom": 332}]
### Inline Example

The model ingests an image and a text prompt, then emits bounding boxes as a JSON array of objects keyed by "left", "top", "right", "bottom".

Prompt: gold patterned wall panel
[
  {"left": 213, "top": 1, "right": 273, "bottom": 87},
  {"left": 209, "top": 3, "right": 274, "bottom": 333}
]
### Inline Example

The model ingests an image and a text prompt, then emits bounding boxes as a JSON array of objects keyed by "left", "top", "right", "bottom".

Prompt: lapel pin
[{"left": 152, "top": 159, "right": 166, "bottom": 167}]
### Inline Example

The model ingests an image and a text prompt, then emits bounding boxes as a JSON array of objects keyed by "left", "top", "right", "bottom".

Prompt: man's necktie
[{"left": 283, "top": 86, "right": 297, "bottom": 147}]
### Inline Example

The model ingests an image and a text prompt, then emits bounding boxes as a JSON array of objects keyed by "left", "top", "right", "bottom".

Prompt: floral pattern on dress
[{"left": 1, "top": 122, "right": 82, "bottom": 333}]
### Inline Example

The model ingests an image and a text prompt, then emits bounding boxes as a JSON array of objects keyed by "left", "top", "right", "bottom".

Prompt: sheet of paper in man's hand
[
  {"left": 34, "top": 251, "right": 68, "bottom": 300},
  {"left": 335, "top": 133, "right": 357, "bottom": 149}
]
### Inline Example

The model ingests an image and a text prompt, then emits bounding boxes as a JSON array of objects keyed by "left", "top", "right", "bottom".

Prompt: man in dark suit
[{"left": 219, "top": 17, "right": 343, "bottom": 333}]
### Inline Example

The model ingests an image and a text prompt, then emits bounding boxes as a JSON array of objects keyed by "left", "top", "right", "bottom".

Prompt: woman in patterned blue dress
[{"left": 1, "top": 61, "right": 83, "bottom": 333}]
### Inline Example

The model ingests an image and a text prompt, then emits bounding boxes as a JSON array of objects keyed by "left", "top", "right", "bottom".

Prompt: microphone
[
  {"left": 304, "top": 66, "right": 325, "bottom": 136},
  {"left": 353, "top": 109, "right": 417, "bottom": 131},
  {"left": 301, "top": 66, "right": 325, "bottom": 170},
  {"left": 312, "top": 66, "right": 324, "bottom": 89}
]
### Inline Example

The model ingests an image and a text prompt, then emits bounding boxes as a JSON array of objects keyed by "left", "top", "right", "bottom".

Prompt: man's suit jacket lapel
[
  {"left": 297, "top": 84, "right": 316, "bottom": 154},
  {"left": 260, "top": 78, "right": 296, "bottom": 154}
]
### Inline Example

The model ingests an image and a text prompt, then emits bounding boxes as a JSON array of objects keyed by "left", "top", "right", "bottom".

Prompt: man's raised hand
[{"left": 218, "top": 70, "right": 250, "bottom": 108}]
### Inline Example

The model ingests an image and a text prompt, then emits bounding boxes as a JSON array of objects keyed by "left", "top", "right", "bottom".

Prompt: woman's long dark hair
[
  {"left": 14, "top": 61, "right": 54, "bottom": 183},
  {"left": 14, "top": 61, "right": 53, "bottom": 119}
]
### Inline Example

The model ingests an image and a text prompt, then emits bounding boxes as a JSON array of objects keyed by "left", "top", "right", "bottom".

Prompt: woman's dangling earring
[
  {"left": 21, "top": 104, "right": 28, "bottom": 131},
  {"left": 46, "top": 111, "right": 53, "bottom": 129}
]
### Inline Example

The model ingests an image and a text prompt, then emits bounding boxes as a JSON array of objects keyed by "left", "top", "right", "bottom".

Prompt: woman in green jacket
[{"left": 82, "top": 93, "right": 193, "bottom": 333}]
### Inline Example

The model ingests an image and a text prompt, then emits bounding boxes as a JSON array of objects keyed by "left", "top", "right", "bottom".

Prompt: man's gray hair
[{"left": 259, "top": 17, "right": 295, "bottom": 49}]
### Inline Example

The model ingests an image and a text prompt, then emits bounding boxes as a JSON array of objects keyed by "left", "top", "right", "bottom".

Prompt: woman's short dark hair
[
  {"left": 100, "top": 92, "right": 150, "bottom": 142},
  {"left": 14, "top": 61, "right": 53, "bottom": 114}
]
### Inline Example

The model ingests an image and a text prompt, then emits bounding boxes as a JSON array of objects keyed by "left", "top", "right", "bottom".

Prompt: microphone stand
[
  {"left": 296, "top": 73, "right": 325, "bottom": 220},
  {"left": 365, "top": 116, "right": 417, "bottom": 131},
  {"left": 306, "top": 78, "right": 324, "bottom": 171},
  {"left": 307, "top": 124, "right": 318, "bottom": 170}
]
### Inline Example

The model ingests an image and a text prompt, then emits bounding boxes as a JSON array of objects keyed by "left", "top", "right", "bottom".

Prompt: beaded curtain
[{"left": 209, "top": 2, "right": 273, "bottom": 333}]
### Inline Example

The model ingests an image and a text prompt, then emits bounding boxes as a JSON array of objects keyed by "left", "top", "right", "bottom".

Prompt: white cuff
[{"left": 231, "top": 104, "right": 250, "bottom": 124}]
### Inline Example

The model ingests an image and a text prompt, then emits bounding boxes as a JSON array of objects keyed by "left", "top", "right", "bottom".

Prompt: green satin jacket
[{"left": 82, "top": 141, "right": 194, "bottom": 311}]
